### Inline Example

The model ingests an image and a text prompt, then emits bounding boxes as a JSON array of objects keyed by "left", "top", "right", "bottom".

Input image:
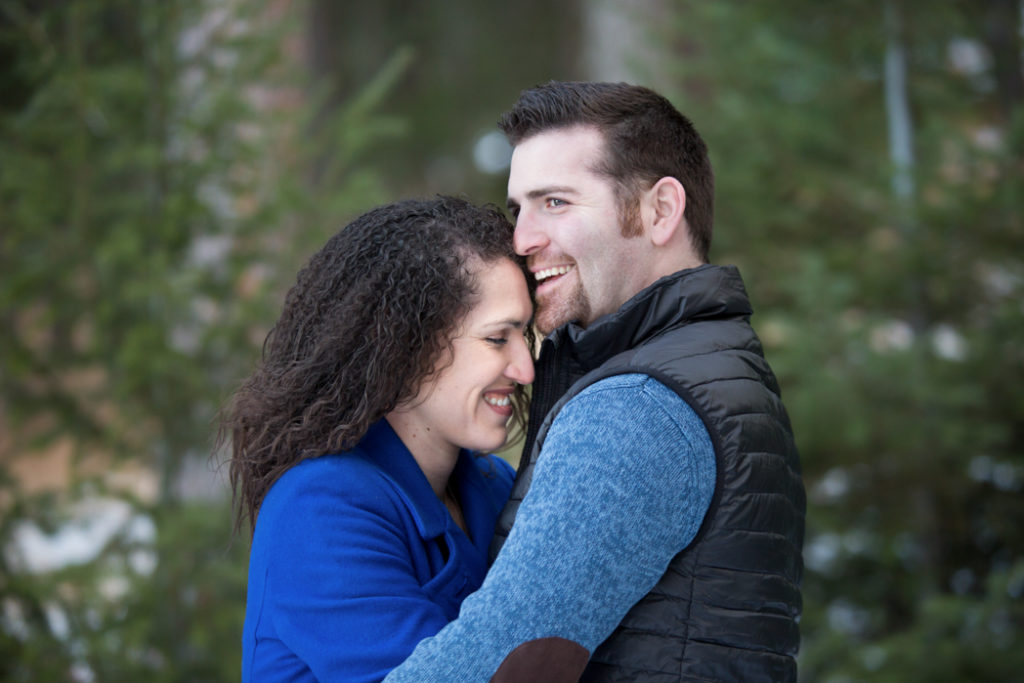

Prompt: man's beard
[
  {"left": 534, "top": 278, "right": 591, "bottom": 336},
  {"left": 532, "top": 199, "right": 639, "bottom": 336}
]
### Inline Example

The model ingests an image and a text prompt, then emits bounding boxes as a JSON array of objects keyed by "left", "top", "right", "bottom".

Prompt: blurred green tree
[
  {"left": 658, "top": 1, "right": 1024, "bottom": 680},
  {"left": 305, "top": 0, "right": 585, "bottom": 203},
  {"left": 0, "top": 0, "right": 404, "bottom": 679}
]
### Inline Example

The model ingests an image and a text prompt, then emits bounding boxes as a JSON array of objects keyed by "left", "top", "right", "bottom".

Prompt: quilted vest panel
[{"left": 490, "top": 266, "right": 805, "bottom": 682}]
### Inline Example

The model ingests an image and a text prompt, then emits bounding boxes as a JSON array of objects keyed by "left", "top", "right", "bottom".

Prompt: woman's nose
[{"left": 506, "top": 339, "right": 535, "bottom": 385}]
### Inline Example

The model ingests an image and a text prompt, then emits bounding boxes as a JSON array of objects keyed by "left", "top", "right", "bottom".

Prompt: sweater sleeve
[{"left": 384, "top": 374, "right": 717, "bottom": 681}]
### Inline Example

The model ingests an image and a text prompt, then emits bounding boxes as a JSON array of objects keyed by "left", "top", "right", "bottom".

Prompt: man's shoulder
[
  {"left": 560, "top": 372, "right": 699, "bottom": 430},
  {"left": 572, "top": 372, "right": 682, "bottom": 402},
  {"left": 540, "top": 372, "right": 716, "bottom": 482}
]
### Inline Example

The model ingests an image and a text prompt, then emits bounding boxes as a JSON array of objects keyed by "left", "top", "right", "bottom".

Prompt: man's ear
[{"left": 645, "top": 177, "right": 686, "bottom": 247}]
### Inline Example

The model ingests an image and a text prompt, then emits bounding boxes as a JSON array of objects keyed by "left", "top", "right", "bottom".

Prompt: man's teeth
[
  {"left": 535, "top": 265, "right": 572, "bottom": 283},
  {"left": 484, "top": 394, "right": 511, "bottom": 407}
]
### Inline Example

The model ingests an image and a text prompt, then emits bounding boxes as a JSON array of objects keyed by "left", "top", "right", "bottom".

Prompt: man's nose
[{"left": 512, "top": 209, "right": 547, "bottom": 257}]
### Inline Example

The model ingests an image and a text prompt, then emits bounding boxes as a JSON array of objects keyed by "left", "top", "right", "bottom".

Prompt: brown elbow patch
[{"left": 490, "top": 637, "right": 589, "bottom": 682}]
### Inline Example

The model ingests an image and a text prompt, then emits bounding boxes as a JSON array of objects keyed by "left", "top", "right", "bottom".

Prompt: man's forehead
[
  {"left": 508, "top": 130, "right": 607, "bottom": 194},
  {"left": 513, "top": 125, "right": 605, "bottom": 159}
]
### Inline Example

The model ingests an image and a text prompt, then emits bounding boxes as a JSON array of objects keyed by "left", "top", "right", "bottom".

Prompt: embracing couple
[{"left": 220, "top": 81, "right": 806, "bottom": 682}]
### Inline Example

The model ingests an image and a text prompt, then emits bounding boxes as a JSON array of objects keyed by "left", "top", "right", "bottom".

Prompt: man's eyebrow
[
  {"left": 507, "top": 185, "right": 579, "bottom": 210},
  {"left": 526, "top": 186, "right": 578, "bottom": 200}
]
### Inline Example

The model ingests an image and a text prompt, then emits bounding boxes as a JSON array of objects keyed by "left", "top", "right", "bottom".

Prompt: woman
[{"left": 220, "top": 197, "right": 535, "bottom": 682}]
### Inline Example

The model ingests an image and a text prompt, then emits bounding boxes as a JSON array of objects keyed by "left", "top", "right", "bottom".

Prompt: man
[{"left": 386, "top": 81, "right": 805, "bottom": 682}]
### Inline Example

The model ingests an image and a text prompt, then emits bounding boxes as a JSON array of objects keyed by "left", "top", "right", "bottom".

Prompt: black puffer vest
[{"left": 490, "top": 265, "right": 806, "bottom": 682}]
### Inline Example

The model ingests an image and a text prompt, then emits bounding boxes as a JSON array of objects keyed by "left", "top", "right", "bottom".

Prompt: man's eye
[{"left": 545, "top": 198, "right": 566, "bottom": 209}]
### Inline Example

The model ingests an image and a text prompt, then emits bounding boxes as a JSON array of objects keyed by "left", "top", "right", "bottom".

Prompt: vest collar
[{"left": 550, "top": 264, "right": 753, "bottom": 371}]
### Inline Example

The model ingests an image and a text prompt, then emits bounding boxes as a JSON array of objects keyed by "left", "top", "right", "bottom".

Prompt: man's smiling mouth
[{"left": 534, "top": 265, "right": 573, "bottom": 284}]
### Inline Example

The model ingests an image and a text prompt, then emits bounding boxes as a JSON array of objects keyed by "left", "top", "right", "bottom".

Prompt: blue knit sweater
[{"left": 385, "top": 373, "right": 716, "bottom": 681}]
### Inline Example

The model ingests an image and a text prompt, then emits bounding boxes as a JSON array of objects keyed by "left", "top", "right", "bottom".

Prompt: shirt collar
[{"left": 358, "top": 419, "right": 450, "bottom": 538}]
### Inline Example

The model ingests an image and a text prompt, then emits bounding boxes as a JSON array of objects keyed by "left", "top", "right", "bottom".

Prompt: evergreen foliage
[
  {"left": 660, "top": 2, "right": 1024, "bottom": 680},
  {"left": 2, "top": 0, "right": 1021, "bottom": 680},
  {"left": 0, "top": 0, "right": 401, "bottom": 679}
]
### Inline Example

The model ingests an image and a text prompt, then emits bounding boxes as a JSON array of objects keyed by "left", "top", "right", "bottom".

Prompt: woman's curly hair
[{"left": 220, "top": 196, "right": 535, "bottom": 534}]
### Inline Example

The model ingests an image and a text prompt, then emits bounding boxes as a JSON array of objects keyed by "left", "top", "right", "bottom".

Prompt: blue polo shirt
[{"left": 242, "top": 419, "right": 515, "bottom": 683}]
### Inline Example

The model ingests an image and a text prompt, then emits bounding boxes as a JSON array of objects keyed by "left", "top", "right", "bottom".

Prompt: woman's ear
[{"left": 644, "top": 177, "right": 686, "bottom": 247}]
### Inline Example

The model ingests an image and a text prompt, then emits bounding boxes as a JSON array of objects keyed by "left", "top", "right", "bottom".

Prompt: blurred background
[{"left": 1, "top": 0, "right": 1021, "bottom": 680}]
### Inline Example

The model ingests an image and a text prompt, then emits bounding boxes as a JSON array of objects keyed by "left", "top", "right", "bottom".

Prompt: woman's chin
[{"left": 465, "top": 430, "right": 509, "bottom": 455}]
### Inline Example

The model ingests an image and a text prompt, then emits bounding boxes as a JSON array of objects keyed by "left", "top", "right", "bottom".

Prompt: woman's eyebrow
[{"left": 484, "top": 318, "right": 527, "bottom": 330}]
